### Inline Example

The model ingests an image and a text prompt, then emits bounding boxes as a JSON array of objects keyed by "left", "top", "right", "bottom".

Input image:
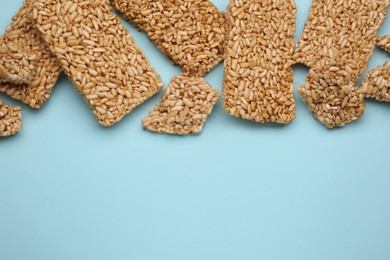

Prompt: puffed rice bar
[
  {"left": 0, "top": 0, "right": 62, "bottom": 109},
  {"left": 143, "top": 75, "right": 218, "bottom": 134},
  {"left": 295, "top": 0, "right": 388, "bottom": 127},
  {"left": 223, "top": 0, "right": 296, "bottom": 124},
  {"left": 32, "top": 0, "right": 163, "bottom": 127},
  {"left": 111, "top": 0, "right": 226, "bottom": 77}
]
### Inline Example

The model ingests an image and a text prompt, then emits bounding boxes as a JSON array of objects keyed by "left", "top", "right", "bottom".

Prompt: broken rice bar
[
  {"left": 0, "top": 0, "right": 61, "bottom": 109},
  {"left": 111, "top": 0, "right": 226, "bottom": 77},
  {"left": 295, "top": 0, "right": 389, "bottom": 127},
  {"left": 299, "top": 63, "right": 365, "bottom": 128},
  {"left": 143, "top": 75, "right": 218, "bottom": 134}
]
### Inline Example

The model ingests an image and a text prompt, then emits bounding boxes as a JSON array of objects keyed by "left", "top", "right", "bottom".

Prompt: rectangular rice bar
[
  {"left": 111, "top": 0, "right": 226, "bottom": 77},
  {"left": 299, "top": 64, "right": 365, "bottom": 128},
  {"left": 295, "top": 0, "right": 389, "bottom": 82},
  {"left": 0, "top": 100, "right": 22, "bottom": 137},
  {"left": 32, "top": 0, "right": 163, "bottom": 127},
  {"left": 223, "top": 0, "right": 296, "bottom": 124}
]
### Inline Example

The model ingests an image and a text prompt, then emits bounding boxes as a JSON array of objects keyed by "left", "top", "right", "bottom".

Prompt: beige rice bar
[
  {"left": 223, "top": 0, "right": 296, "bottom": 124},
  {"left": 299, "top": 64, "right": 365, "bottom": 128},
  {"left": 377, "top": 35, "right": 390, "bottom": 53},
  {"left": 295, "top": 0, "right": 388, "bottom": 81},
  {"left": 143, "top": 75, "right": 218, "bottom": 134},
  {"left": 0, "top": 0, "right": 61, "bottom": 109},
  {"left": 295, "top": 0, "right": 388, "bottom": 128},
  {"left": 362, "top": 61, "right": 390, "bottom": 102},
  {"left": 0, "top": 40, "right": 33, "bottom": 84},
  {"left": 0, "top": 100, "right": 22, "bottom": 137},
  {"left": 32, "top": 0, "right": 163, "bottom": 127},
  {"left": 111, "top": 0, "right": 226, "bottom": 77}
]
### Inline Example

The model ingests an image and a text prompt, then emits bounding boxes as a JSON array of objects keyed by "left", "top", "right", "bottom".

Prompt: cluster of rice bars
[
  {"left": 0, "top": 0, "right": 163, "bottom": 137},
  {"left": 1, "top": 0, "right": 390, "bottom": 138},
  {"left": 224, "top": 0, "right": 389, "bottom": 129}
]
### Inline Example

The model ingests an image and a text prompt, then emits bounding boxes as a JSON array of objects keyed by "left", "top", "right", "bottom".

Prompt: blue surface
[{"left": 1, "top": 1, "right": 390, "bottom": 259}]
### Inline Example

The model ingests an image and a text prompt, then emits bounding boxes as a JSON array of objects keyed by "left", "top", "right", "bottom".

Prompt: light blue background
[{"left": 1, "top": 1, "right": 390, "bottom": 259}]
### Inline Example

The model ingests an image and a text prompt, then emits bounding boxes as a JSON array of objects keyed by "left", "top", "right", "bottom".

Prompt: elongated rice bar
[
  {"left": 0, "top": 100, "right": 22, "bottom": 137},
  {"left": 299, "top": 65, "right": 365, "bottom": 128},
  {"left": 111, "top": 0, "right": 226, "bottom": 77},
  {"left": 294, "top": 0, "right": 389, "bottom": 81},
  {"left": 223, "top": 0, "right": 296, "bottom": 124},
  {"left": 0, "top": 0, "right": 62, "bottom": 109},
  {"left": 362, "top": 61, "right": 390, "bottom": 102},
  {"left": 143, "top": 75, "right": 218, "bottom": 134},
  {"left": 32, "top": 0, "right": 163, "bottom": 127},
  {"left": 377, "top": 35, "right": 390, "bottom": 53},
  {"left": 0, "top": 40, "right": 33, "bottom": 84}
]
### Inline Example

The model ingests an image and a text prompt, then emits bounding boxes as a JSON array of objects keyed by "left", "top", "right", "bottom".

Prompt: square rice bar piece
[
  {"left": 0, "top": 0, "right": 62, "bottom": 109},
  {"left": 299, "top": 65, "right": 365, "bottom": 128},
  {"left": 143, "top": 75, "right": 218, "bottom": 134},
  {"left": 111, "top": 0, "right": 226, "bottom": 77},
  {"left": 32, "top": 0, "right": 163, "bottom": 127},
  {"left": 0, "top": 100, "right": 22, "bottom": 137},
  {"left": 223, "top": 0, "right": 296, "bottom": 124}
]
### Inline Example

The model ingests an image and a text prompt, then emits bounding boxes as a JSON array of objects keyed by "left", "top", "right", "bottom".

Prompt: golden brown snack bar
[
  {"left": 295, "top": 0, "right": 389, "bottom": 80},
  {"left": 143, "top": 75, "right": 218, "bottom": 134},
  {"left": 295, "top": 0, "right": 389, "bottom": 128},
  {"left": 0, "top": 40, "right": 33, "bottom": 84},
  {"left": 299, "top": 64, "right": 365, "bottom": 128},
  {"left": 362, "top": 61, "right": 390, "bottom": 102},
  {"left": 111, "top": 0, "right": 226, "bottom": 77},
  {"left": 223, "top": 0, "right": 296, "bottom": 124},
  {"left": 0, "top": 100, "right": 22, "bottom": 137},
  {"left": 0, "top": 0, "right": 61, "bottom": 109},
  {"left": 32, "top": 0, "right": 163, "bottom": 127}
]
